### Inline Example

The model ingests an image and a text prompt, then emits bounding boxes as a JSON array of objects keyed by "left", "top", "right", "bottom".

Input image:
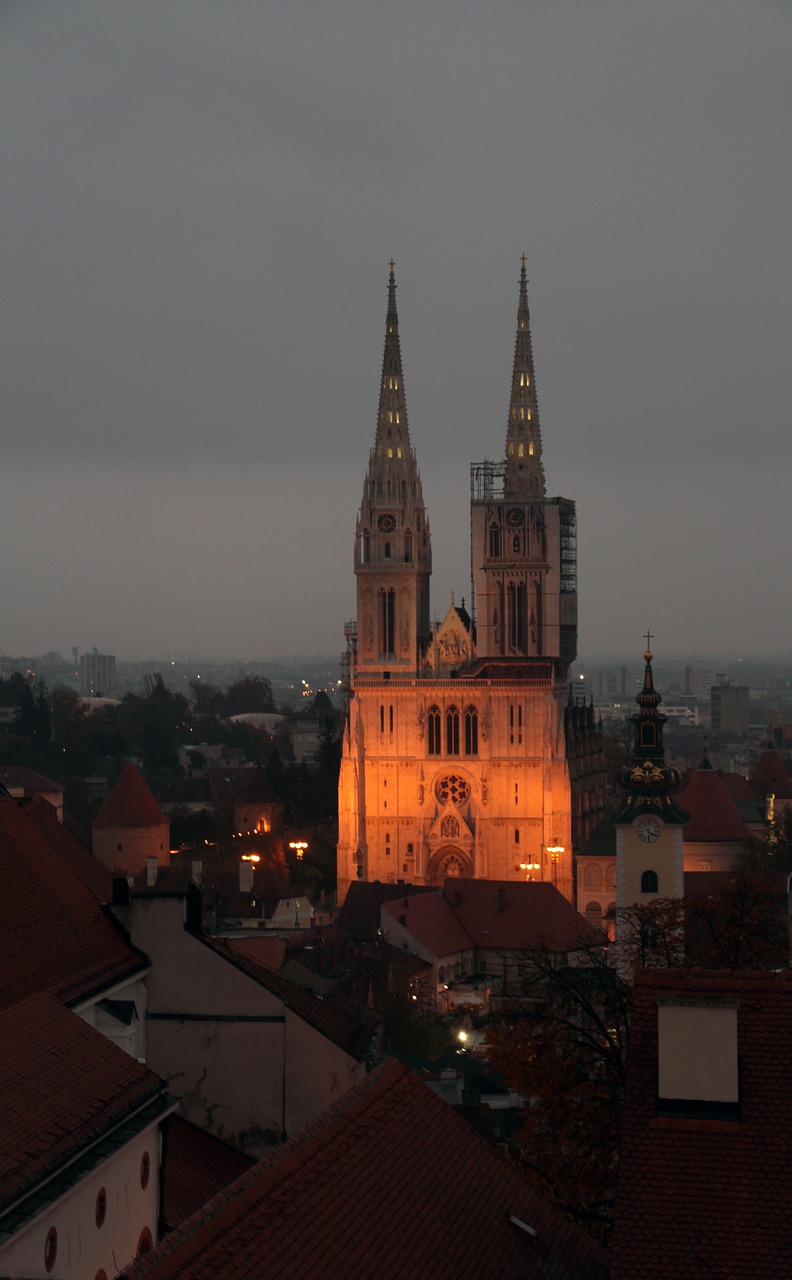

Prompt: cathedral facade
[{"left": 337, "top": 262, "right": 578, "bottom": 904}]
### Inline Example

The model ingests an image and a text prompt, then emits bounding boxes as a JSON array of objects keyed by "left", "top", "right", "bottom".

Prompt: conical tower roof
[
  {"left": 373, "top": 260, "right": 411, "bottom": 462},
  {"left": 93, "top": 763, "right": 167, "bottom": 830},
  {"left": 504, "top": 256, "right": 545, "bottom": 499}
]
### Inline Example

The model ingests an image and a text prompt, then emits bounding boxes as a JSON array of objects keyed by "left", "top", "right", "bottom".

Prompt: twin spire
[
  {"left": 374, "top": 257, "right": 546, "bottom": 496},
  {"left": 504, "top": 255, "right": 545, "bottom": 499},
  {"left": 374, "top": 261, "right": 411, "bottom": 463}
]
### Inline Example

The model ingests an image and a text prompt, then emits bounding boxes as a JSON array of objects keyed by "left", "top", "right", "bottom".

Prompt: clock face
[
  {"left": 377, "top": 513, "right": 396, "bottom": 533},
  {"left": 636, "top": 818, "right": 662, "bottom": 844}
]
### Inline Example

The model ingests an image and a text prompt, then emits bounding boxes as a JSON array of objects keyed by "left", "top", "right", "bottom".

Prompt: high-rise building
[
  {"left": 337, "top": 262, "right": 579, "bottom": 903},
  {"left": 80, "top": 648, "right": 116, "bottom": 696}
]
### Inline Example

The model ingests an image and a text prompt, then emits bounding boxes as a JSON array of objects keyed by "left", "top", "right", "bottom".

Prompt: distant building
[
  {"left": 80, "top": 648, "right": 116, "bottom": 696},
  {"left": 710, "top": 677, "right": 749, "bottom": 733}
]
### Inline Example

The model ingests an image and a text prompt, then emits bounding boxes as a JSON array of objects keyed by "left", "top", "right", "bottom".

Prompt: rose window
[{"left": 436, "top": 774, "right": 470, "bottom": 806}]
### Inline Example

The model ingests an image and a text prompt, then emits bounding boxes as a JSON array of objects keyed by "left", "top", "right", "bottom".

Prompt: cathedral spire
[
  {"left": 354, "top": 264, "right": 432, "bottom": 673},
  {"left": 504, "top": 256, "right": 545, "bottom": 499},
  {"left": 374, "top": 260, "right": 411, "bottom": 461}
]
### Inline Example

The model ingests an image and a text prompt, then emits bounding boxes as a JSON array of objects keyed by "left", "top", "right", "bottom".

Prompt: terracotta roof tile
[
  {"left": 749, "top": 749, "right": 792, "bottom": 800},
  {"left": 161, "top": 1115, "right": 254, "bottom": 1233},
  {"left": 22, "top": 795, "right": 114, "bottom": 901},
  {"left": 120, "top": 1059, "right": 609, "bottom": 1280},
  {"left": 93, "top": 763, "right": 168, "bottom": 830},
  {"left": 0, "top": 796, "right": 148, "bottom": 1009},
  {"left": 382, "top": 890, "right": 472, "bottom": 954},
  {"left": 0, "top": 993, "right": 166, "bottom": 1210},
  {"left": 676, "top": 769, "right": 753, "bottom": 842},
  {"left": 612, "top": 969, "right": 792, "bottom": 1278},
  {"left": 445, "top": 879, "right": 600, "bottom": 951},
  {"left": 338, "top": 880, "right": 435, "bottom": 942}
]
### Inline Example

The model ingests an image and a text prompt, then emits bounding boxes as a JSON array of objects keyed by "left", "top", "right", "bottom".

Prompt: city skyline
[{"left": 2, "top": 2, "right": 791, "bottom": 662}]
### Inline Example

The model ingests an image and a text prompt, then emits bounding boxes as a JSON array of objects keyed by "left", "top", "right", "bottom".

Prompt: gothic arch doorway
[{"left": 427, "top": 846, "right": 473, "bottom": 886}]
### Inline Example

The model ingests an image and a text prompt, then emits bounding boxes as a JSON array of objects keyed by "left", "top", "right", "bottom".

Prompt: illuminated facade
[{"left": 337, "top": 262, "right": 577, "bottom": 903}]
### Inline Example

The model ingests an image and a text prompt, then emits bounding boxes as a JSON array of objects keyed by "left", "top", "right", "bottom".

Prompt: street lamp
[
  {"left": 546, "top": 843, "right": 565, "bottom": 889},
  {"left": 289, "top": 841, "right": 308, "bottom": 861},
  {"left": 519, "top": 861, "right": 541, "bottom": 882}
]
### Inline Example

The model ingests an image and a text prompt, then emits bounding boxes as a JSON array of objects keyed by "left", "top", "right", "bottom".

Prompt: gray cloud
[{"left": 1, "top": 1, "right": 790, "bottom": 658}]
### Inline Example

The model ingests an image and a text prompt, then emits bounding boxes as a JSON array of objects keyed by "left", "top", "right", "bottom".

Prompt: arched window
[
  {"left": 514, "top": 828, "right": 520, "bottom": 845},
  {"left": 428, "top": 706, "right": 441, "bottom": 755},
  {"left": 384, "top": 541, "right": 391, "bottom": 560},
  {"left": 489, "top": 523, "right": 501, "bottom": 557},
  {"left": 641, "top": 870, "right": 659, "bottom": 894},
  {"left": 585, "top": 902, "right": 603, "bottom": 926},
  {"left": 584, "top": 863, "right": 603, "bottom": 891},
  {"left": 464, "top": 705, "right": 478, "bottom": 755},
  {"left": 446, "top": 706, "right": 460, "bottom": 755},
  {"left": 438, "top": 965, "right": 445, "bottom": 983}
]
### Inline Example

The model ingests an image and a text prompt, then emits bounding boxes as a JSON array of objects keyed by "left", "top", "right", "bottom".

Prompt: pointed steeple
[
  {"left": 504, "top": 256, "right": 545, "bottom": 500},
  {"left": 354, "top": 263, "right": 432, "bottom": 671},
  {"left": 374, "top": 261, "right": 411, "bottom": 462}
]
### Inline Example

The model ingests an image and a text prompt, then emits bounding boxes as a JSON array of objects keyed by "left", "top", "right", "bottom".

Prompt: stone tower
[
  {"left": 613, "top": 642, "right": 689, "bottom": 938},
  {"left": 337, "top": 262, "right": 576, "bottom": 904},
  {"left": 353, "top": 262, "right": 432, "bottom": 674}
]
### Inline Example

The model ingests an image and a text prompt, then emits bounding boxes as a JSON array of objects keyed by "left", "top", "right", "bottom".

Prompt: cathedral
[{"left": 337, "top": 261, "right": 585, "bottom": 905}]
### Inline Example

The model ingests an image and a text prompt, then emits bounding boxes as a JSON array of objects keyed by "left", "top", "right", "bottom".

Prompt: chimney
[
  {"left": 112, "top": 876, "right": 130, "bottom": 906},
  {"left": 146, "top": 857, "right": 158, "bottom": 888},
  {"left": 239, "top": 860, "right": 255, "bottom": 893},
  {"left": 191, "top": 858, "right": 203, "bottom": 886}
]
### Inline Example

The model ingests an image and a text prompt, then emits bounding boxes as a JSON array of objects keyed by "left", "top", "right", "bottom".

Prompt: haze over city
[{"left": 2, "top": 1, "right": 790, "bottom": 661}]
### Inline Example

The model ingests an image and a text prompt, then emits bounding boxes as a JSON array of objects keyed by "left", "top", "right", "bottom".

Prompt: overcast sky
[{"left": 2, "top": 1, "right": 790, "bottom": 664}]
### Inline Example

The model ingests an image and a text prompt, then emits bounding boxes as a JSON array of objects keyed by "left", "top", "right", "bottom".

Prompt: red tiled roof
[
  {"left": 612, "top": 969, "right": 792, "bottom": 1278},
  {"left": 676, "top": 769, "right": 753, "bottom": 842},
  {"left": 0, "top": 765, "right": 62, "bottom": 795},
  {"left": 446, "top": 879, "right": 600, "bottom": 951},
  {"left": 202, "top": 936, "right": 375, "bottom": 1062},
  {"left": 750, "top": 749, "right": 792, "bottom": 800},
  {"left": 338, "top": 879, "right": 436, "bottom": 941},
  {"left": 0, "top": 796, "right": 148, "bottom": 1010},
  {"left": 229, "top": 935, "right": 288, "bottom": 970},
  {"left": 0, "top": 993, "right": 166, "bottom": 1208},
  {"left": 382, "top": 890, "right": 473, "bottom": 955},
  {"left": 23, "top": 795, "right": 114, "bottom": 902},
  {"left": 120, "top": 1059, "right": 609, "bottom": 1280},
  {"left": 93, "top": 762, "right": 168, "bottom": 829},
  {"left": 161, "top": 1115, "right": 253, "bottom": 1233},
  {"left": 718, "top": 771, "right": 765, "bottom": 804}
]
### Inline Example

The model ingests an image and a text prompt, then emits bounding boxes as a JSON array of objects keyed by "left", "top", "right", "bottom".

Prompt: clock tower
[{"left": 614, "top": 641, "right": 689, "bottom": 934}]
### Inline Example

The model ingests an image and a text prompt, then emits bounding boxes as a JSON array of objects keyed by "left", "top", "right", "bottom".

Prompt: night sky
[{"left": 2, "top": 1, "right": 790, "bottom": 661}]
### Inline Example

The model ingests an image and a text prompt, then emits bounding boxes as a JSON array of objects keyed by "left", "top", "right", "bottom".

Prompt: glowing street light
[
  {"left": 289, "top": 841, "right": 308, "bottom": 861},
  {"left": 546, "top": 843, "right": 565, "bottom": 888}
]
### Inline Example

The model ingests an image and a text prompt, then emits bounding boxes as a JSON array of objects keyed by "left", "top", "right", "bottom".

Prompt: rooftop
[{"left": 120, "top": 1059, "right": 608, "bottom": 1280}]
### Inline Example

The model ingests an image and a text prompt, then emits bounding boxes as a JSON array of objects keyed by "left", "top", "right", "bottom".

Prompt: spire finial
[
  {"left": 643, "top": 629, "right": 654, "bottom": 661},
  {"left": 389, "top": 257, "right": 395, "bottom": 275}
]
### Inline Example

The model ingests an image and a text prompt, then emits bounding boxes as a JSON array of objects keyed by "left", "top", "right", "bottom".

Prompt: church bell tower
[
  {"left": 354, "top": 263, "right": 431, "bottom": 674},
  {"left": 471, "top": 258, "right": 577, "bottom": 669}
]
